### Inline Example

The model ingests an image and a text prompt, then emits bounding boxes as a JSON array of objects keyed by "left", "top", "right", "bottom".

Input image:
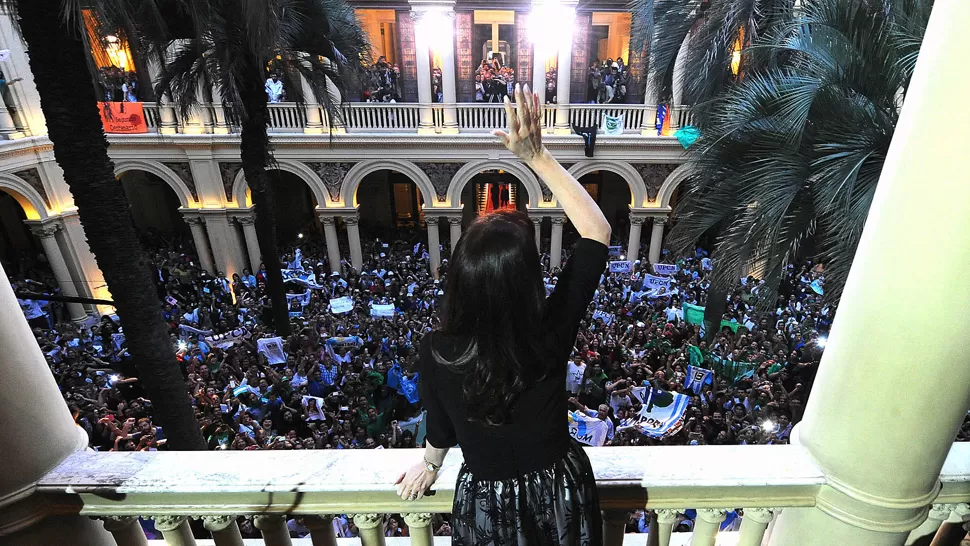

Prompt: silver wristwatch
[{"left": 424, "top": 457, "right": 440, "bottom": 473}]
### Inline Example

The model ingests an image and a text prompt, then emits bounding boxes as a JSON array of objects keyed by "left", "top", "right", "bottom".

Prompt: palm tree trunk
[
  {"left": 238, "top": 62, "right": 291, "bottom": 337},
  {"left": 703, "top": 286, "right": 727, "bottom": 344},
  {"left": 16, "top": 0, "right": 205, "bottom": 450}
]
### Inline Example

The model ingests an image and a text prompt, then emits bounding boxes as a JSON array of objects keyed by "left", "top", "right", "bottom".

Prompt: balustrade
[
  {"left": 142, "top": 102, "right": 161, "bottom": 132},
  {"left": 33, "top": 443, "right": 970, "bottom": 546}
]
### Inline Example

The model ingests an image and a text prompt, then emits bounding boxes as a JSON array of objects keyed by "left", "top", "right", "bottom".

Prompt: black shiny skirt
[{"left": 451, "top": 439, "right": 602, "bottom": 546}]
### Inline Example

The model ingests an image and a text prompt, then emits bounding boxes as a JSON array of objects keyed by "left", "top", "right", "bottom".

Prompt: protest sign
[
  {"left": 330, "top": 296, "right": 354, "bottom": 314},
  {"left": 99, "top": 102, "right": 148, "bottom": 133},
  {"left": 256, "top": 337, "right": 287, "bottom": 365},
  {"left": 370, "top": 303, "right": 396, "bottom": 318},
  {"left": 653, "top": 263, "right": 679, "bottom": 275},
  {"left": 618, "top": 388, "right": 689, "bottom": 439},
  {"left": 609, "top": 261, "right": 633, "bottom": 274}
]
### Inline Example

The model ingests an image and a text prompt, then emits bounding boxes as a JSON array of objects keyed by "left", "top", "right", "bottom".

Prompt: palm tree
[
  {"left": 632, "top": 0, "right": 932, "bottom": 338},
  {"left": 147, "top": 0, "right": 370, "bottom": 337},
  {"left": 11, "top": 0, "right": 206, "bottom": 449}
]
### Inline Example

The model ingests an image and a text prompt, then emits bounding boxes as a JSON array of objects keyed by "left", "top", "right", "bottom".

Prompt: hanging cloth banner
[
  {"left": 684, "top": 365, "right": 714, "bottom": 394},
  {"left": 601, "top": 114, "right": 625, "bottom": 136},
  {"left": 618, "top": 387, "right": 689, "bottom": 439},
  {"left": 573, "top": 125, "right": 598, "bottom": 157},
  {"left": 99, "top": 102, "right": 148, "bottom": 133},
  {"left": 642, "top": 274, "right": 672, "bottom": 290},
  {"left": 592, "top": 310, "right": 615, "bottom": 326},
  {"left": 683, "top": 303, "right": 706, "bottom": 326},
  {"left": 567, "top": 411, "right": 610, "bottom": 447},
  {"left": 370, "top": 303, "right": 396, "bottom": 318},
  {"left": 330, "top": 296, "right": 354, "bottom": 314},
  {"left": 609, "top": 261, "right": 634, "bottom": 273}
]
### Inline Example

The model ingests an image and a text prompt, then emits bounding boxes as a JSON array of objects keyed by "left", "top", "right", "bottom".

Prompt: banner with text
[
  {"left": 618, "top": 388, "right": 689, "bottom": 439},
  {"left": 568, "top": 410, "right": 610, "bottom": 446},
  {"left": 609, "top": 261, "right": 634, "bottom": 274},
  {"left": 653, "top": 263, "right": 679, "bottom": 275}
]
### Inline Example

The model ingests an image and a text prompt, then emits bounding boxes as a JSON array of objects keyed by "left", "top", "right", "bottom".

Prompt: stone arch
[
  {"left": 447, "top": 160, "right": 541, "bottom": 209},
  {"left": 114, "top": 160, "right": 196, "bottom": 208},
  {"left": 567, "top": 161, "right": 646, "bottom": 207},
  {"left": 342, "top": 160, "right": 435, "bottom": 208},
  {"left": 657, "top": 163, "right": 692, "bottom": 209},
  {"left": 232, "top": 161, "right": 328, "bottom": 208},
  {"left": 0, "top": 173, "right": 48, "bottom": 220}
]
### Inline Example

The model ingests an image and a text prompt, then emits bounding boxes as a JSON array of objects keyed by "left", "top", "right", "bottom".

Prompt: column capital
[
  {"left": 29, "top": 223, "right": 61, "bottom": 239},
  {"left": 352, "top": 513, "right": 384, "bottom": 530},
  {"left": 656, "top": 509, "right": 680, "bottom": 525},
  {"left": 653, "top": 215, "right": 668, "bottom": 225},
  {"left": 697, "top": 508, "right": 727, "bottom": 525},
  {"left": 253, "top": 514, "right": 285, "bottom": 530},
  {"left": 201, "top": 515, "right": 237, "bottom": 531},
  {"left": 447, "top": 216, "right": 462, "bottom": 225},
  {"left": 184, "top": 215, "right": 206, "bottom": 226},
  {"left": 98, "top": 516, "right": 138, "bottom": 532},
  {"left": 550, "top": 216, "right": 567, "bottom": 225},
  {"left": 402, "top": 512, "right": 434, "bottom": 527},
  {"left": 946, "top": 503, "right": 970, "bottom": 523},
  {"left": 319, "top": 215, "right": 337, "bottom": 226},
  {"left": 344, "top": 215, "right": 360, "bottom": 226},
  {"left": 742, "top": 508, "right": 774, "bottom": 525},
  {"left": 236, "top": 215, "right": 256, "bottom": 226},
  {"left": 630, "top": 215, "right": 648, "bottom": 226},
  {"left": 151, "top": 515, "right": 188, "bottom": 532}
]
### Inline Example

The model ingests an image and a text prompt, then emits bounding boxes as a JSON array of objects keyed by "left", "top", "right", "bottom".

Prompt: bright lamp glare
[
  {"left": 298, "top": 233, "right": 304, "bottom": 239},
  {"left": 415, "top": 10, "right": 453, "bottom": 52},
  {"left": 177, "top": 340, "right": 187, "bottom": 351},
  {"left": 761, "top": 420, "right": 776, "bottom": 433},
  {"left": 109, "top": 374, "right": 120, "bottom": 384},
  {"left": 817, "top": 336, "right": 827, "bottom": 348},
  {"left": 529, "top": 0, "right": 575, "bottom": 54}
]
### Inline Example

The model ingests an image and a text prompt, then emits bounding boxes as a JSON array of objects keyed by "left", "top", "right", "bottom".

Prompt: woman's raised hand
[{"left": 493, "top": 84, "right": 544, "bottom": 163}]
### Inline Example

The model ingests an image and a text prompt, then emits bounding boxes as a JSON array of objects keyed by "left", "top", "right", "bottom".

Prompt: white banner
[
  {"left": 256, "top": 337, "right": 287, "bottom": 365},
  {"left": 609, "top": 261, "right": 633, "bottom": 274},
  {"left": 568, "top": 411, "right": 610, "bottom": 446},
  {"left": 601, "top": 114, "right": 625, "bottom": 136},
  {"left": 653, "top": 263, "right": 679, "bottom": 275},
  {"left": 608, "top": 245, "right": 623, "bottom": 256},
  {"left": 642, "top": 274, "right": 672, "bottom": 290},
  {"left": 592, "top": 310, "right": 615, "bottom": 326},
  {"left": 618, "top": 388, "right": 690, "bottom": 439},
  {"left": 204, "top": 327, "right": 251, "bottom": 350},
  {"left": 370, "top": 303, "right": 396, "bottom": 318},
  {"left": 330, "top": 296, "right": 354, "bottom": 314}
]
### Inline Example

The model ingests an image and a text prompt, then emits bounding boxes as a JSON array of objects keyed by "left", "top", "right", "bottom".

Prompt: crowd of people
[
  {"left": 98, "top": 66, "right": 140, "bottom": 102},
  {"left": 13, "top": 224, "right": 970, "bottom": 539},
  {"left": 587, "top": 57, "right": 629, "bottom": 104},
  {"left": 475, "top": 57, "right": 515, "bottom": 103},
  {"left": 362, "top": 56, "right": 402, "bottom": 103}
]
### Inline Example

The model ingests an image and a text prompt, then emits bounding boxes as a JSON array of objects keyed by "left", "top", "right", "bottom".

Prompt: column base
[
  {"left": 329, "top": 127, "right": 347, "bottom": 135},
  {"left": 440, "top": 126, "right": 460, "bottom": 135},
  {"left": 417, "top": 126, "right": 437, "bottom": 135},
  {"left": 159, "top": 126, "right": 178, "bottom": 135},
  {"left": 641, "top": 128, "right": 658, "bottom": 136},
  {"left": 211, "top": 127, "right": 230, "bottom": 135},
  {"left": 304, "top": 126, "right": 326, "bottom": 135},
  {"left": 553, "top": 126, "right": 572, "bottom": 136},
  {"left": 0, "top": 131, "right": 27, "bottom": 140}
]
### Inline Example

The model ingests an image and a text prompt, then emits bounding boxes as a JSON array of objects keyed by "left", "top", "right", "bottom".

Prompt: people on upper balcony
[{"left": 265, "top": 73, "right": 284, "bottom": 103}]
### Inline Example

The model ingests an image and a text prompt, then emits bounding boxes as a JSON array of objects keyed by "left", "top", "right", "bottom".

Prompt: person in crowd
[
  {"left": 395, "top": 84, "right": 610, "bottom": 544},
  {"left": 265, "top": 73, "right": 284, "bottom": 103}
]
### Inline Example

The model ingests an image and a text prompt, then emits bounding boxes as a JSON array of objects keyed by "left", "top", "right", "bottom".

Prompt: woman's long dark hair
[{"left": 432, "top": 210, "right": 547, "bottom": 426}]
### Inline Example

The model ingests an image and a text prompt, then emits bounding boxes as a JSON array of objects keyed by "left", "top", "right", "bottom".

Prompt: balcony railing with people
[
  {"left": 37, "top": 442, "right": 970, "bottom": 546},
  {"left": 134, "top": 101, "right": 690, "bottom": 136}
]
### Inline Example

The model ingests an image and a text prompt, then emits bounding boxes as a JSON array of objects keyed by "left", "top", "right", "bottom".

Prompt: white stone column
[
  {"left": 345, "top": 215, "right": 364, "bottom": 272},
  {"left": 351, "top": 514, "right": 386, "bottom": 546},
  {"left": 553, "top": 17, "right": 575, "bottom": 135},
  {"left": 439, "top": 11, "right": 459, "bottom": 134},
  {"left": 29, "top": 223, "right": 87, "bottom": 322},
  {"left": 320, "top": 216, "right": 342, "bottom": 274},
  {"left": 0, "top": 259, "right": 112, "bottom": 545},
  {"left": 202, "top": 516, "right": 244, "bottom": 546},
  {"left": 426, "top": 215, "right": 442, "bottom": 278},
  {"left": 237, "top": 215, "right": 262, "bottom": 272},
  {"left": 403, "top": 513, "right": 434, "bottom": 546},
  {"left": 184, "top": 215, "right": 216, "bottom": 275},
  {"left": 905, "top": 504, "right": 951, "bottom": 545},
  {"left": 202, "top": 213, "right": 247, "bottom": 278},
  {"left": 769, "top": 3, "right": 970, "bottom": 544},
  {"left": 691, "top": 509, "right": 726, "bottom": 546},
  {"left": 254, "top": 515, "right": 291, "bottom": 546},
  {"left": 303, "top": 515, "right": 337, "bottom": 546},
  {"left": 301, "top": 73, "right": 326, "bottom": 135},
  {"left": 57, "top": 211, "right": 109, "bottom": 309},
  {"left": 0, "top": 97, "right": 24, "bottom": 139},
  {"left": 0, "top": 9, "right": 46, "bottom": 136},
  {"left": 153, "top": 516, "right": 196, "bottom": 546},
  {"left": 627, "top": 215, "right": 646, "bottom": 264},
  {"left": 530, "top": 214, "right": 543, "bottom": 252},
  {"left": 448, "top": 216, "right": 462, "bottom": 252},
  {"left": 533, "top": 41, "right": 547, "bottom": 103},
  {"left": 412, "top": 10, "right": 436, "bottom": 134},
  {"left": 100, "top": 516, "right": 149, "bottom": 546},
  {"left": 640, "top": 78, "right": 659, "bottom": 136},
  {"left": 550, "top": 215, "right": 565, "bottom": 269},
  {"left": 648, "top": 216, "right": 667, "bottom": 264},
  {"left": 738, "top": 508, "right": 774, "bottom": 546}
]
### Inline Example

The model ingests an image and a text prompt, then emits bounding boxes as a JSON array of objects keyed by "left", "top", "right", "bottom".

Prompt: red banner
[{"left": 99, "top": 102, "right": 148, "bottom": 134}]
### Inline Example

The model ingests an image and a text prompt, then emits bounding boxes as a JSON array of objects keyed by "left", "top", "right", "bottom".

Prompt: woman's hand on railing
[
  {"left": 493, "top": 84, "right": 544, "bottom": 163},
  {"left": 395, "top": 460, "right": 437, "bottom": 501}
]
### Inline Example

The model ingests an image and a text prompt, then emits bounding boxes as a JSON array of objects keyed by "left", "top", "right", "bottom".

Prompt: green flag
[
  {"left": 719, "top": 319, "right": 741, "bottom": 333},
  {"left": 683, "top": 303, "right": 705, "bottom": 326}
]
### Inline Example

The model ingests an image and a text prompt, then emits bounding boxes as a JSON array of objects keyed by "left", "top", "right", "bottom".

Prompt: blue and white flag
[
  {"left": 330, "top": 296, "right": 354, "bottom": 314},
  {"left": 256, "top": 337, "right": 287, "bottom": 365},
  {"left": 619, "top": 388, "right": 689, "bottom": 439},
  {"left": 178, "top": 323, "right": 212, "bottom": 340},
  {"left": 684, "top": 365, "right": 714, "bottom": 395},
  {"left": 288, "top": 248, "right": 304, "bottom": 270},
  {"left": 568, "top": 410, "right": 610, "bottom": 447},
  {"left": 608, "top": 245, "right": 623, "bottom": 256},
  {"left": 601, "top": 113, "right": 625, "bottom": 136},
  {"left": 655, "top": 104, "right": 668, "bottom": 136},
  {"left": 281, "top": 269, "right": 325, "bottom": 289},
  {"left": 609, "top": 261, "right": 634, "bottom": 274},
  {"left": 370, "top": 303, "right": 396, "bottom": 318},
  {"left": 592, "top": 310, "right": 615, "bottom": 326},
  {"left": 653, "top": 263, "right": 679, "bottom": 275},
  {"left": 810, "top": 279, "right": 824, "bottom": 295},
  {"left": 205, "top": 327, "right": 250, "bottom": 350},
  {"left": 413, "top": 242, "right": 421, "bottom": 255}
]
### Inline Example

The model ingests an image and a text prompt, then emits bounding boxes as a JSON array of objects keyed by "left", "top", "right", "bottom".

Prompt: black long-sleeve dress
[{"left": 419, "top": 238, "right": 608, "bottom": 546}]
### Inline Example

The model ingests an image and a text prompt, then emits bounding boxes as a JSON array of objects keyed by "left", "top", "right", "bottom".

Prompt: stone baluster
[
  {"left": 601, "top": 510, "right": 629, "bottom": 546},
  {"left": 907, "top": 504, "right": 954, "bottom": 545},
  {"left": 254, "top": 515, "right": 292, "bottom": 546},
  {"left": 549, "top": 216, "right": 566, "bottom": 269},
  {"left": 690, "top": 509, "right": 726, "bottom": 546},
  {"left": 403, "top": 513, "right": 434, "bottom": 546},
  {"left": 345, "top": 215, "right": 364, "bottom": 272},
  {"left": 932, "top": 504, "right": 970, "bottom": 546},
  {"left": 303, "top": 515, "right": 337, "bottom": 546},
  {"left": 352, "top": 513, "right": 386, "bottom": 546},
  {"left": 738, "top": 508, "right": 774, "bottom": 546},
  {"left": 202, "top": 515, "right": 244, "bottom": 546},
  {"left": 151, "top": 516, "right": 196, "bottom": 546},
  {"left": 656, "top": 509, "right": 680, "bottom": 546},
  {"left": 99, "top": 516, "right": 148, "bottom": 546}
]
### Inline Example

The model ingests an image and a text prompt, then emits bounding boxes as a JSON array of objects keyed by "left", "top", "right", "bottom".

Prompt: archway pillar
[
  {"left": 24, "top": 220, "right": 87, "bottom": 322},
  {"left": 181, "top": 212, "right": 216, "bottom": 275},
  {"left": 528, "top": 212, "right": 545, "bottom": 252},
  {"left": 325, "top": 208, "right": 363, "bottom": 273},
  {"left": 199, "top": 211, "right": 247, "bottom": 279},
  {"left": 233, "top": 213, "right": 262, "bottom": 273},
  {"left": 647, "top": 214, "right": 667, "bottom": 265},
  {"left": 424, "top": 213, "right": 443, "bottom": 278},
  {"left": 552, "top": 5, "right": 576, "bottom": 136},
  {"left": 55, "top": 210, "right": 109, "bottom": 312},
  {"left": 549, "top": 214, "right": 566, "bottom": 269},
  {"left": 627, "top": 213, "right": 647, "bottom": 264},
  {"left": 318, "top": 215, "right": 343, "bottom": 275},
  {"left": 769, "top": 1, "right": 970, "bottom": 542}
]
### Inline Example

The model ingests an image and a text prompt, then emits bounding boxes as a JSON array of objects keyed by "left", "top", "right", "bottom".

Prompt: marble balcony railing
[{"left": 36, "top": 443, "right": 970, "bottom": 546}]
